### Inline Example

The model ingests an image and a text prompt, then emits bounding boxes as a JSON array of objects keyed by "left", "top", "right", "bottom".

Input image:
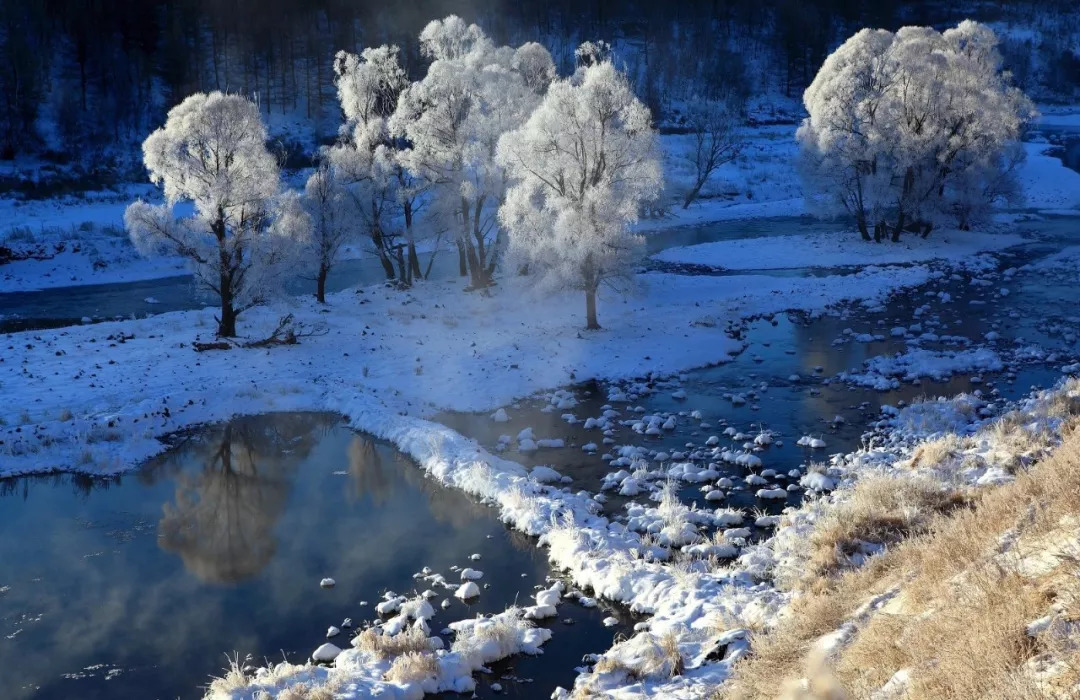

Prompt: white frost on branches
[
  {"left": 328, "top": 46, "right": 411, "bottom": 282},
  {"left": 797, "top": 20, "right": 1036, "bottom": 240},
  {"left": 497, "top": 58, "right": 662, "bottom": 329},
  {"left": 296, "top": 162, "right": 355, "bottom": 302},
  {"left": 124, "top": 92, "right": 294, "bottom": 336},
  {"left": 389, "top": 16, "right": 556, "bottom": 288}
]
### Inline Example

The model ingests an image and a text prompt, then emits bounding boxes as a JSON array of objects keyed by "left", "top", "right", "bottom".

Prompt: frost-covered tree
[
  {"left": 330, "top": 46, "right": 410, "bottom": 281},
  {"left": 389, "top": 16, "right": 555, "bottom": 289},
  {"left": 497, "top": 58, "right": 662, "bottom": 330},
  {"left": 295, "top": 162, "right": 356, "bottom": 303},
  {"left": 798, "top": 21, "right": 1035, "bottom": 241},
  {"left": 125, "top": 92, "right": 293, "bottom": 337},
  {"left": 680, "top": 97, "right": 742, "bottom": 209}
]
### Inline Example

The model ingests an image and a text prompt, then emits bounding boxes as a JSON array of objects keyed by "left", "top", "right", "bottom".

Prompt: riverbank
[
  {"left": 4, "top": 125, "right": 1077, "bottom": 295},
  {"left": 4, "top": 231, "right": 1035, "bottom": 480}
]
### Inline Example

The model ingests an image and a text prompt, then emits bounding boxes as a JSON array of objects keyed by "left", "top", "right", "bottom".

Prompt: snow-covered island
[{"left": 2, "top": 6, "right": 1080, "bottom": 700}]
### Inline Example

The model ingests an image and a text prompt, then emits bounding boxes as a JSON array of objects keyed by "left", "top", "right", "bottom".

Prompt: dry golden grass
[
  {"left": 383, "top": 651, "right": 440, "bottom": 684},
  {"left": 351, "top": 626, "right": 430, "bottom": 659},
  {"left": 205, "top": 653, "right": 249, "bottom": 695},
  {"left": 723, "top": 428, "right": 1080, "bottom": 700},
  {"left": 906, "top": 432, "right": 965, "bottom": 469},
  {"left": 592, "top": 630, "right": 685, "bottom": 682},
  {"left": 449, "top": 611, "right": 532, "bottom": 664},
  {"left": 278, "top": 682, "right": 337, "bottom": 700},
  {"left": 799, "top": 474, "right": 966, "bottom": 590}
]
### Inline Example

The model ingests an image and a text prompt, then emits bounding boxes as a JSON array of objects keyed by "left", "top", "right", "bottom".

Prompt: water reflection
[
  {"left": 157, "top": 415, "right": 332, "bottom": 584},
  {"left": 0, "top": 413, "right": 622, "bottom": 700},
  {"left": 345, "top": 434, "right": 392, "bottom": 505}
]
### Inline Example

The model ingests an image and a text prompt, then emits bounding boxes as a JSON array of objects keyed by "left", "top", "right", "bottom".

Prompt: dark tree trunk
[
  {"left": 857, "top": 215, "right": 870, "bottom": 241},
  {"left": 214, "top": 212, "right": 237, "bottom": 337},
  {"left": 394, "top": 246, "right": 410, "bottom": 287},
  {"left": 921, "top": 222, "right": 933, "bottom": 238},
  {"left": 683, "top": 180, "right": 705, "bottom": 209},
  {"left": 218, "top": 275, "right": 237, "bottom": 337},
  {"left": 585, "top": 288, "right": 600, "bottom": 330},
  {"left": 377, "top": 252, "right": 396, "bottom": 280},
  {"left": 463, "top": 236, "right": 483, "bottom": 288},
  {"left": 472, "top": 195, "right": 487, "bottom": 270},
  {"left": 316, "top": 263, "right": 328, "bottom": 303},
  {"left": 456, "top": 240, "right": 468, "bottom": 276},
  {"left": 891, "top": 212, "right": 904, "bottom": 243},
  {"left": 404, "top": 202, "right": 421, "bottom": 278}
]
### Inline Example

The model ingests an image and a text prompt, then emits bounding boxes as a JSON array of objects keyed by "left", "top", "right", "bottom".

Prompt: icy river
[{"left": 1, "top": 208, "right": 1078, "bottom": 697}]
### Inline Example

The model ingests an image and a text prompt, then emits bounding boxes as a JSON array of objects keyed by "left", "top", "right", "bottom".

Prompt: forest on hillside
[{"left": 0, "top": 0, "right": 1078, "bottom": 164}]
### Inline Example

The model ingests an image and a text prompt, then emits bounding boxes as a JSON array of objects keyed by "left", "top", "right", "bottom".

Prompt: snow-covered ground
[
  {"left": 652, "top": 228, "right": 1027, "bottom": 270},
  {"left": 1, "top": 224, "right": 1064, "bottom": 696},
  {"left": 2, "top": 121, "right": 1077, "bottom": 295},
  {"left": 3, "top": 104, "right": 1080, "bottom": 698},
  {"left": 0, "top": 257, "right": 948, "bottom": 477}
]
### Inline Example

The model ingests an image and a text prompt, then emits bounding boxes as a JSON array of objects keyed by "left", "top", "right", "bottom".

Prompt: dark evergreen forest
[{"left": 1, "top": 0, "right": 1077, "bottom": 161}]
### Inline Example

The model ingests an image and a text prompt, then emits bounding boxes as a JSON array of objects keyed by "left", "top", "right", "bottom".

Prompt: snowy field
[
  {"left": 0, "top": 260, "right": 947, "bottom": 478},
  {"left": 652, "top": 228, "right": 1027, "bottom": 270}
]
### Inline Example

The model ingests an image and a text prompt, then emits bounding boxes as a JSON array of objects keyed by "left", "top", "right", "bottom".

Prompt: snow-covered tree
[
  {"left": 330, "top": 46, "right": 410, "bottom": 281},
  {"left": 389, "top": 16, "right": 555, "bottom": 289},
  {"left": 497, "top": 58, "right": 662, "bottom": 329},
  {"left": 798, "top": 21, "right": 1035, "bottom": 241},
  {"left": 680, "top": 96, "right": 742, "bottom": 209},
  {"left": 295, "top": 162, "right": 356, "bottom": 303},
  {"left": 124, "top": 92, "right": 293, "bottom": 337}
]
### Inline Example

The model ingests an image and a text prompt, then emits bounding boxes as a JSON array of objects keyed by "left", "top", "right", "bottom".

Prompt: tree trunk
[
  {"left": 682, "top": 179, "right": 705, "bottom": 209},
  {"left": 408, "top": 242, "right": 421, "bottom": 279},
  {"left": 404, "top": 202, "right": 421, "bottom": 278},
  {"left": 472, "top": 195, "right": 487, "bottom": 271},
  {"left": 316, "top": 263, "right": 328, "bottom": 303},
  {"left": 463, "top": 237, "right": 483, "bottom": 288},
  {"left": 377, "top": 252, "right": 396, "bottom": 280},
  {"left": 214, "top": 212, "right": 237, "bottom": 337},
  {"left": 394, "top": 246, "right": 410, "bottom": 287},
  {"left": 218, "top": 276, "right": 237, "bottom": 337},
  {"left": 857, "top": 214, "right": 871, "bottom": 241},
  {"left": 456, "top": 240, "right": 467, "bottom": 277},
  {"left": 585, "top": 288, "right": 600, "bottom": 330},
  {"left": 891, "top": 212, "right": 904, "bottom": 243}
]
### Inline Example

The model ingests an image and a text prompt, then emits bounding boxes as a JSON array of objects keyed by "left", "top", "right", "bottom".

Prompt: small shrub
[
  {"left": 384, "top": 651, "right": 439, "bottom": 684},
  {"left": 351, "top": 626, "right": 430, "bottom": 659}
]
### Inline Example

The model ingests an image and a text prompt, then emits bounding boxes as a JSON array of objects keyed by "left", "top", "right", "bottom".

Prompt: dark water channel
[
  {"left": 0, "top": 414, "right": 629, "bottom": 700},
  {"left": 0, "top": 216, "right": 831, "bottom": 333},
  {"left": 437, "top": 237, "right": 1075, "bottom": 538}
]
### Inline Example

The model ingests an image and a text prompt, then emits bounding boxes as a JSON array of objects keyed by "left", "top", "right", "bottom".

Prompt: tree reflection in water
[
  {"left": 346, "top": 435, "right": 392, "bottom": 505},
  {"left": 157, "top": 413, "right": 334, "bottom": 584}
]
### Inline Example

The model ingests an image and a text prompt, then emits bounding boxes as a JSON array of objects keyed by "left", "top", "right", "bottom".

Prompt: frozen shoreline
[{"left": 4, "top": 126, "right": 1076, "bottom": 295}]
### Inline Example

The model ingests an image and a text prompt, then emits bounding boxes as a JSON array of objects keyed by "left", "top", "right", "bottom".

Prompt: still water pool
[{"left": 0, "top": 414, "right": 627, "bottom": 699}]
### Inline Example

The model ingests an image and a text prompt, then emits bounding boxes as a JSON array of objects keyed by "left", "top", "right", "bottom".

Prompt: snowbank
[
  {"left": 0, "top": 260, "right": 941, "bottom": 478},
  {"left": 1017, "top": 142, "right": 1080, "bottom": 211},
  {"left": 652, "top": 229, "right": 1026, "bottom": 271}
]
